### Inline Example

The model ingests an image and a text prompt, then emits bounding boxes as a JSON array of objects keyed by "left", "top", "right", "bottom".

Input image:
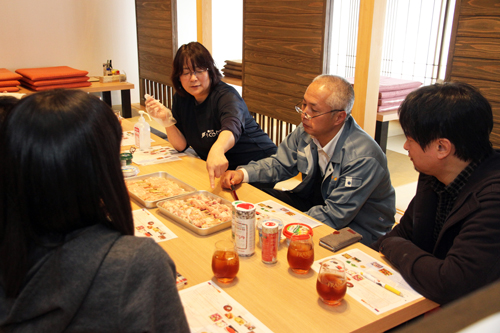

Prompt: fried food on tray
[{"left": 126, "top": 177, "right": 187, "bottom": 201}]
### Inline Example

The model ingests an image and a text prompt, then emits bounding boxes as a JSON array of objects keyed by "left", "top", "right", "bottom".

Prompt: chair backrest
[
  {"left": 251, "top": 112, "right": 297, "bottom": 146},
  {"left": 140, "top": 79, "right": 174, "bottom": 110}
]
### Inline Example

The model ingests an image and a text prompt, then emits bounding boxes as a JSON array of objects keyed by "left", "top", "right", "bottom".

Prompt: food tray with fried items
[
  {"left": 125, "top": 172, "right": 196, "bottom": 208},
  {"left": 157, "top": 191, "right": 232, "bottom": 235}
]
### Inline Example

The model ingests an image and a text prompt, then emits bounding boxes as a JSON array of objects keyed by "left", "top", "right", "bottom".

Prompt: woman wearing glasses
[{"left": 145, "top": 42, "right": 277, "bottom": 188}]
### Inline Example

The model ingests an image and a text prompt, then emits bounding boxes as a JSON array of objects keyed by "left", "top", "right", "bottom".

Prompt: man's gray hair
[{"left": 312, "top": 75, "right": 355, "bottom": 116}]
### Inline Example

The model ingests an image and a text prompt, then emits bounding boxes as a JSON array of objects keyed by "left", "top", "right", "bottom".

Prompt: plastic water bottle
[{"left": 134, "top": 111, "right": 151, "bottom": 150}]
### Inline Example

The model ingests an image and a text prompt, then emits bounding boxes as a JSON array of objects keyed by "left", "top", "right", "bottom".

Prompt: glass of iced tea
[
  {"left": 287, "top": 234, "right": 314, "bottom": 274},
  {"left": 316, "top": 259, "right": 347, "bottom": 305},
  {"left": 212, "top": 239, "right": 239, "bottom": 283}
]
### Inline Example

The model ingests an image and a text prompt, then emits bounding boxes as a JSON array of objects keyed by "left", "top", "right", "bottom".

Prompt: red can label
[{"left": 262, "top": 221, "right": 278, "bottom": 264}]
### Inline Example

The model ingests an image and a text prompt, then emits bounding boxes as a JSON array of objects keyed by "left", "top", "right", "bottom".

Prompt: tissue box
[{"left": 99, "top": 74, "right": 126, "bottom": 83}]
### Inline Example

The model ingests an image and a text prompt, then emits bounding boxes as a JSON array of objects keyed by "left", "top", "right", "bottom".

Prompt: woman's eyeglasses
[{"left": 180, "top": 68, "right": 209, "bottom": 78}]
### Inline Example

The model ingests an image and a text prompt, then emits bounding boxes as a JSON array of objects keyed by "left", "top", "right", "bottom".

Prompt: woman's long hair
[{"left": 0, "top": 89, "right": 134, "bottom": 298}]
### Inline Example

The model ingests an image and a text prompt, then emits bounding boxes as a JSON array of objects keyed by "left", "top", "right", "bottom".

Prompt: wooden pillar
[
  {"left": 351, "top": 0, "right": 387, "bottom": 137},
  {"left": 196, "top": 0, "right": 212, "bottom": 53}
]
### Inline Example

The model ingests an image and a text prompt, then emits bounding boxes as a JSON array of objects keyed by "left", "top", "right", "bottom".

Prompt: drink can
[
  {"left": 231, "top": 200, "right": 244, "bottom": 240},
  {"left": 262, "top": 221, "right": 279, "bottom": 264},
  {"left": 234, "top": 202, "right": 256, "bottom": 257}
]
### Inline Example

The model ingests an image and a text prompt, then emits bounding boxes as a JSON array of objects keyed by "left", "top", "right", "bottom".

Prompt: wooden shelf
[
  {"left": 376, "top": 109, "right": 399, "bottom": 122},
  {"left": 222, "top": 76, "right": 242, "bottom": 87}
]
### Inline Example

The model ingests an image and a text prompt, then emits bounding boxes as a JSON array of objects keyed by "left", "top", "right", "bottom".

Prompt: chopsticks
[{"left": 230, "top": 184, "right": 239, "bottom": 201}]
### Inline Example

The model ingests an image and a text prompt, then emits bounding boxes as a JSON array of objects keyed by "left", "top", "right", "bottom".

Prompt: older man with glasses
[{"left": 222, "top": 74, "right": 395, "bottom": 245}]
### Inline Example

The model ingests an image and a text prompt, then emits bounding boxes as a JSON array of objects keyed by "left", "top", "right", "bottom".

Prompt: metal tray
[
  {"left": 125, "top": 171, "right": 197, "bottom": 208},
  {"left": 157, "top": 191, "right": 232, "bottom": 235}
]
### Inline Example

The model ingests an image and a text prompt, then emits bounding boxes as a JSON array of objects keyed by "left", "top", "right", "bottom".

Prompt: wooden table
[
  {"left": 121, "top": 120, "right": 438, "bottom": 332},
  {"left": 18, "top": 81, "right": 135, "bottom": 118}
]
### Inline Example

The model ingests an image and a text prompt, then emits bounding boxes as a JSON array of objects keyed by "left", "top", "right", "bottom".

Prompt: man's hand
[
  {"left": 144, "top": 94, "right": 177, "bottom": 128},
  {"left": 221, "top": 170, "right": 244, "bottom": 189}
]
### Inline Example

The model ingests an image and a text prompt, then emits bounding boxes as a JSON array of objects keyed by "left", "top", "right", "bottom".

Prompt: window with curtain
[{"left": 328, "top": 0, "right": 450, "bottom": 85}]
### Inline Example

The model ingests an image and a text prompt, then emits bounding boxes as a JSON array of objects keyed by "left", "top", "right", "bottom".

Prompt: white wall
[
  {"left": 177, "top": 0, "right": 197, "bottom": 47},
  {"left": 176, "top": 0, "right": 243, "bottom": 73},
  {"left": 0, "top": 0, "right": 243, "bottom": 104},
  {"left": 212, "top": 0, "right": 243, "bottom": 72},
  {"left": 0, "top": 0, "right": 140, "bottom": 104}
]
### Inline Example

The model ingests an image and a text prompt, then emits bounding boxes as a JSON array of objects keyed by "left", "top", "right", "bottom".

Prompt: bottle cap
[{"left": 283, "top": 223, "right": 313, "bottom": 242}]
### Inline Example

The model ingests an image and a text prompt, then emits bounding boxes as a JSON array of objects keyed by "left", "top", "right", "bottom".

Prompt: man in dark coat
[{"left": 371, "top": 81, "right": 500, "bottom": 305}]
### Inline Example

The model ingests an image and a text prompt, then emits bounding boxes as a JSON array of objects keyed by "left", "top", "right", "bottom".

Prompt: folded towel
[
  {"left": 20, "top": 76, "right": 89, "bottom": 86},
  {"left": 21, "top": 81, "right": 92, "bottom": 91},
  {"left": 378, "top": 76, "right": 422, "bottom": 92},
  {"left": 0, "top": 80, "right": 20, "bottom": 87},
  {"left": 378, "top": 96, "right": 407, "bottom": 106},
  {"left": 0, "top": 68, "right": 23, "bottom": 81},
  {"left": 377, "top": 103, "right": 401, "bottom": 113},
  {"left": 379, "top": 87, "right": 419, "bottom": 99},
  {"left": 225, "top": 59, "right": 242, "bottom": 67},
  {"left": 223, "top": 64, "right": 243, "bottom": 71},
  {"left": 0, "top": 86, "right": 20, "bottom": 92},
  {"left": 221, "top": 68, "right": 242, "bottom": 77},
  {"left": 16, "top": 66, "right": 88, "bottom": 81},
  {"left": 346, "top": 76, "right": 422, "bottom": 92}
]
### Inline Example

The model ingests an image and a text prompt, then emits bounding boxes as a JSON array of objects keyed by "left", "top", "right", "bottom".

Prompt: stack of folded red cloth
[
  {"left": 0, "top": 68, "right": 22, "bottom": 92},
  {"left": 346, "top": 76, "right": 422, "bottom": 113},
  {"left": 16, "top": 66, "right": 91, "bottom": 91},
  {"left": 376, "top": 76, "right": 422, "bottom": 113}
]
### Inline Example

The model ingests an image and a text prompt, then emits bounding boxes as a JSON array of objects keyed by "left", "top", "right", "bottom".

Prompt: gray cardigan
[
  {"left": 242, "top": 116, "right": 395, "bottom": 244},
  {"left": 0, "top": 224, "right": 189, "bottom": 332}
]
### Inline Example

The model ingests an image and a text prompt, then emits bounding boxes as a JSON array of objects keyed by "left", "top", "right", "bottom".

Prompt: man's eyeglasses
[
  {"left": 295, "top": 102, "right": 343, "bottom": 120},
  {"left": 180, "top": 68, "right": 209, "bottom": 78}
]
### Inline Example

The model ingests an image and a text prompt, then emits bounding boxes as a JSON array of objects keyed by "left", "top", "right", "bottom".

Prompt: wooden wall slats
[
  {"left": 492, "top": 104, "right": 500, "bottom": 147},
  {"left": 244, "top": 26, "right": 323, "bottom": 41},
  {"left": 447, "top": 0, "right": 500, "bottom": 149},
  {"left": 137, "top": 26, "right": 174, "bottom": 39},
  {"left": 450, "top": 76, "right": 500, "bottom": 103},
  {"left": 136, "top": 0, "right": 177, "bottom": 103},
  {"left": 243, "top": 85, "right": 302, "bottom": 112},
  {"left": 245, "top": 99, "right": 301, "bottom": 125},
  {"left": 136, "top": 44, "right": 173, "bottom": 58},
  {"left": 136, "top": 14, "right": 171, "bottom": 27},
  {"left": 244, "top": 62, "right": 316, "bottom": 85},
  {"left": 138, "top": 53, "right": 171, "bottom": 68},
  {"left": 450, "top": 57, "right": 500, "bottom": 82},
  {"left": 246, "top": 13, "right": 324, "bottom": 29},
  {"left": 136, "top": 36, "right": 173, "bottom": 49},
  {"left": 136, "top": 11, "right": 172, "bottom": 21},
  {"left": 245, "top": 1, "right": 324, "bottom": 14},
  {"left": 457, "top": 16, "right": 500, "bottom": 38},
  {"left": 454, "top": 36, "right": 500, "bottom": 60},
  {"left": 244, "top": 39, "right": 322, "bottom": 59},
  {"left": 245, "top": 74, "right": 310, "bottom": 102},
  {"left": 243, "top": 0, "right": 331, "bottom": 142},
  {"left": 139, "top": 69, "right": 171, "bottom": 86},
  {"left": 460, "top": 0, "right": 500, "bottom": 16},
  {"left": 244, "top": 50, "right": 322, "bottom": 72}
]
